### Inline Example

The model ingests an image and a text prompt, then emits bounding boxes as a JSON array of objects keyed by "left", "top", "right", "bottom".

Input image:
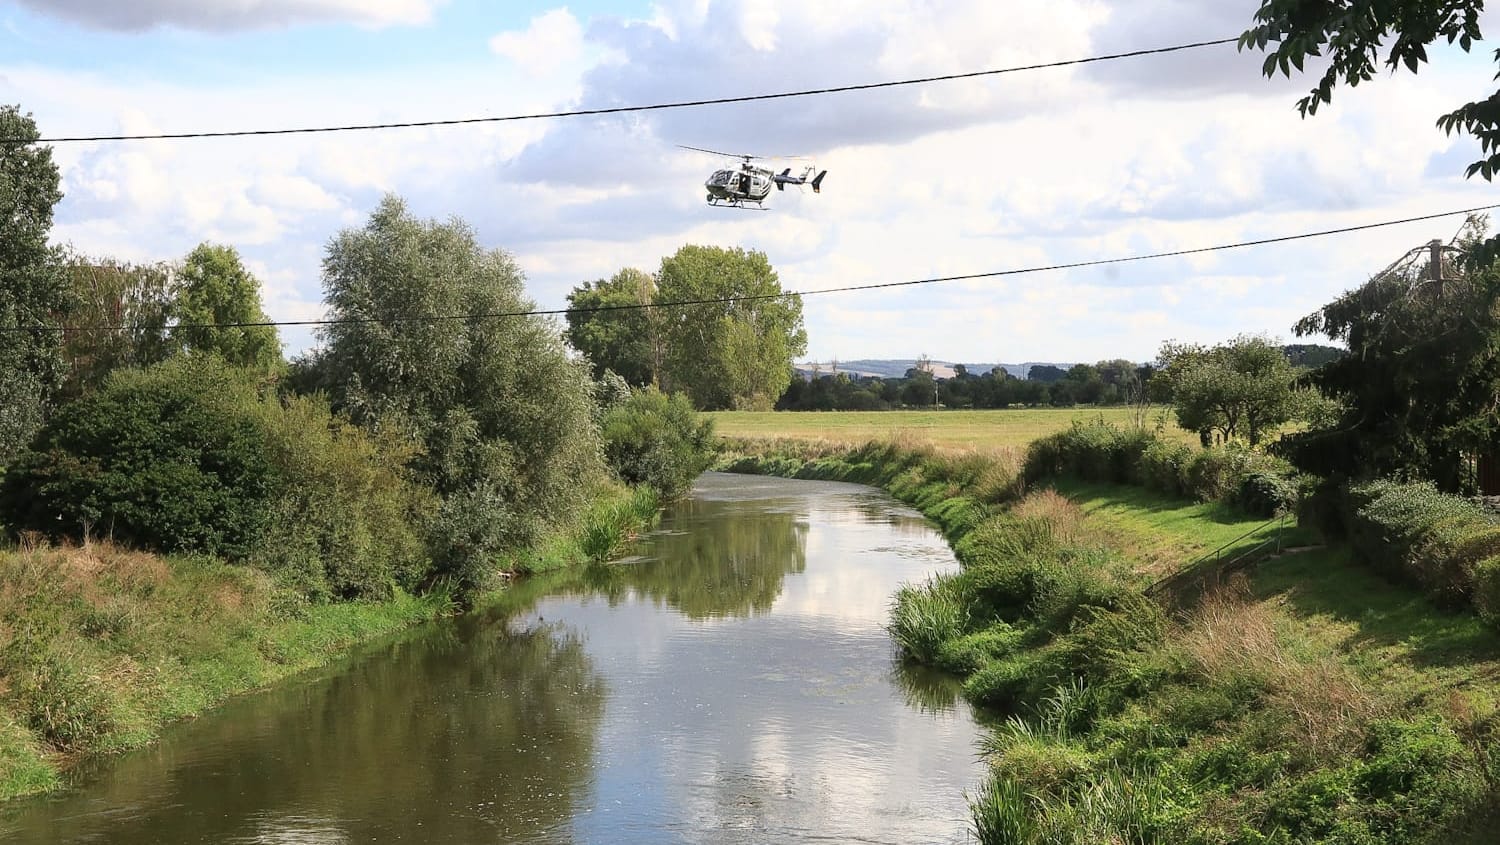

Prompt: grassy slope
[
  {"left": 0, "top": 483, "right": 660, "bottom": 802},
  {"left": 1063, "top": 480, "right": 1500, "bottom": 707},
  {"left": 708, "top": 408, "right": 1196, "bottom": 451},
  {"left": 718, "top": 440, "right": 1500, "bottom": 842}
]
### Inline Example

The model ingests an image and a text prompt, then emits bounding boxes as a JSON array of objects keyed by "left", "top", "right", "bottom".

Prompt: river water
[{"left": 1, "top": 473, "right": 985, "bottom": 844}]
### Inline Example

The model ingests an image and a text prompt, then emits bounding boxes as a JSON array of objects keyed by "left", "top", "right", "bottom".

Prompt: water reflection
[
  {"left": 583, "top": 496, "right": 809, "bottom": 618},
  {"left": 1, "top": 618, "right": 605, "bottom": 844},
  {"left": 1, "top": 472, "right": 982, "bottom": 845}
]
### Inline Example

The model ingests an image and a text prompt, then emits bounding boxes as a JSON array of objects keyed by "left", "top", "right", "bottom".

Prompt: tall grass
[
  {"left": 0, "top": 541, "right": 448, "bottom": 801},
  {"left": 889, "top": 576, "right": 968, "bottom": 664}
]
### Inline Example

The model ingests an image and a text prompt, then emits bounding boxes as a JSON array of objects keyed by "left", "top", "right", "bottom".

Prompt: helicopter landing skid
[{"left": 706, "top": 198, "right": 768, "bottom": 211}]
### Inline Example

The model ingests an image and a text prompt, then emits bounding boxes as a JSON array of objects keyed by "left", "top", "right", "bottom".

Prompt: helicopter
[{"left": 680, "top": 145, "right": 827, "bottom": 210}]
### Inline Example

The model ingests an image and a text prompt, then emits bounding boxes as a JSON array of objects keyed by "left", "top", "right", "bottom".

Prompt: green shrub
[
  {"left": 602, "top": 388, "right": 714, "bottom": 500},
  {"left": 1182, "top": 447, "right": 1243, "bottom": 503},
  {"left": 936, "top": 624, "right": 1024, "bottom": 674},
  {"left": 254, "top": 394, "right": 434, "bottom": 601},
  {"left": 1346, "top": 480, "right": 1500, "bottom": 612},
  {"left": 0, "top": 357, "right": 274, "bottom": 557},
  {"left": 1235, "top": 469, "right": 1298, "bottom": 518},
  {"left": 1135, "top": 439, "right": 1192, "bottom": 497},
  {"left": 1024, "top": 419, "right": 1153, "bottom": 486}
]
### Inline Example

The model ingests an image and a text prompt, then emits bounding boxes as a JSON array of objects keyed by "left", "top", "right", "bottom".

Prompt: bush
[
  {"left": 1135, "top": 439, "right": 1192, "bottom": 497},
  {"left": 0, "top": 357, "right": 275, "bottom": 557},
  {"left": 602, "top": 388, "right": 715, "bottom": 500},
  {"left": 1181, "top": 447, "right": 1243, "bottom": 503},
  {"left": 1024, "top": 419, "right": 1153, "bottom": 486},
  {"left": 1346, "top": 480, "right": 1500, "bottom": 613},
  {"left": 254, "top": 394, "right": 434, "bottom": 601}
]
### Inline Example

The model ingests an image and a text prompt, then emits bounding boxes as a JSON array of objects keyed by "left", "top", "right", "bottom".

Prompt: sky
[{"left": 3, "top": 0, "right": 1498, "bottom": 364}]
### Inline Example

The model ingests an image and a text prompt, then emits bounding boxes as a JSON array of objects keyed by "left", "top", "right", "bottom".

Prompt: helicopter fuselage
[{"left": 706, "top": 167, "right": 773, "bottom": 206}]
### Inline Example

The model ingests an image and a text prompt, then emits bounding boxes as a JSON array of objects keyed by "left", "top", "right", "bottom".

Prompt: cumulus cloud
[
  {"left": 15, "top": 0, "right": 441, "bottom": 32},
  {"left": 489, "top": 8, "right": 586, "bottom": 76},
  {"left": 13, "top": 0, "right": 1500, "bottom": 364}
]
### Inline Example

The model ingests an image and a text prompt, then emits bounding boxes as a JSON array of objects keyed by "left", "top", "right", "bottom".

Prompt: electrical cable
[
  {"left": 14, "top": 202, "right": 1497, "bottom": 335},
  {"left": 18, "top": 38, "right": 1237, "bottom": 143}
]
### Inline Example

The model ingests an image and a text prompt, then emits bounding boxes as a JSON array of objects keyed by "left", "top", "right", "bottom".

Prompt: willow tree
[
  {"left": 314, "top": 195, "right": 604, "bottom": 590},
  {"left": 655, "top": 245, "right": 806, "bottom": 410},
  {"left": 0, "top": 105, "right": 66, "bottom": 455}
]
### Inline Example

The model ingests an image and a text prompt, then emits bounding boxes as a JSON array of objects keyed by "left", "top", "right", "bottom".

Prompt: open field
[{"left": 707, "top": 407, "right": 1194, "bottom": 451}]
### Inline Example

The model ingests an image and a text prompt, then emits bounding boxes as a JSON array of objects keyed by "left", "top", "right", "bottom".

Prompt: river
[{"left": 1, "top": 472, "right": 985, "bottom": 844}]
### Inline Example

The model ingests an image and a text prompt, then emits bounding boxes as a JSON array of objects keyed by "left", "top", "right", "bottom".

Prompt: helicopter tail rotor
[{"left": 811, "top": 170, "right": 827, "bottom": 193}]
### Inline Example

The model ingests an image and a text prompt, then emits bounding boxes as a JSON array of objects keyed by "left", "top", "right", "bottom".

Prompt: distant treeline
[{"left": 776, "top": 346, "right": 1343, "bottom": 411}]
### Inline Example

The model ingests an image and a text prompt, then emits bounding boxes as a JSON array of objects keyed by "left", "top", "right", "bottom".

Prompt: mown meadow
[{"left": 706, "top": 408, "right": 1196, "bottom": 452}]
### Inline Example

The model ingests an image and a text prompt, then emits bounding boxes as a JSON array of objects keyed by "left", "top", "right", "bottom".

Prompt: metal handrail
[{"left": 1146, "top": 512, "right": 1287, "bottom": 597}]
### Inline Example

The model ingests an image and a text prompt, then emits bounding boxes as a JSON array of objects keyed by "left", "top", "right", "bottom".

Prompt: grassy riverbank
[
  {"left": 717, "top": 439, "right": 1500, "bottom": 843},
  {"left": 0, "top": 483, "right": 659, "bottom": 803}
]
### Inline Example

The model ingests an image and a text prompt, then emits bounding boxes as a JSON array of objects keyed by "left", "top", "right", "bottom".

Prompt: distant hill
[{"left": 795, "top": 359, "right": 1075, "bottom": 380}]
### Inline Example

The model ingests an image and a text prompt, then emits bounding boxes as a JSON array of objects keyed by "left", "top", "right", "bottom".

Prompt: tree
[
  {"left": 314, "top": 195, "right": 604, "bottom": 590},
  {"left": 57, "top": 255, "right": 176, "bottom": 398},
  {"left": 1028, "top": 364, "right": 1067, "bottom": 384},
  {"left": 655, "top": 245, "right": 807, "bottom": 410},
  {"left": 172, "top": 243, "right": 282, "bottom": 369},
  {"left": 564, "top": 268, "right": 659, "bottom": 387},
  {"left": 1241, "top": 1, "right": 1499, "bottom": 179},
  {"left": 0, "top": 105, "right": 66, "bottom": 457},
  {"left": 1281, "top": 241, "right": 1500, "bottom": 492},
  {"left": 1158, "top": 335, "right": 1302, "bottom": 447}
]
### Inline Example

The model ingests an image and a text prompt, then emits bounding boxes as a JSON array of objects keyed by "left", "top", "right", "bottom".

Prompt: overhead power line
[
  {"left": 21, "top": 38, "right": 1236, "bottom": 143},
  {"left": 16, "top": 203, "right": 1498, "bottom": 335}
]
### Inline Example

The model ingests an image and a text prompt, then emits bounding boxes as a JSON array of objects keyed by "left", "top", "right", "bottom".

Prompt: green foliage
[
  {"left": 1024, "top": 420, "right": 1301, "bottom": 516},
  {"left": 1136, "top": 439, "right": 1192, "bottom": 497},
  {"left": 0, "top": 543, "right": 447, "bottom": 800},
  {"left": 171, "top": 243, "right": 282, "bottom": 370},
  {"left": 57, "top": 256, "right": 176, "bottom": 398},
  {"left": 575, "top": 486, "right": 661, "bottom": 563},
  {"left": 1345, "top": 480, "right": 1500, "bottom": 616},
  {"left": 313, "top": 195, "right": 605, "bottom": 593},
  {"left": 1241, "top": 0, "right": 1498, "bottom": 180},
  {"left": 890, "top": 575, "right": 969, "bottom": 664},
  {"left": 656, "top": 245, "right": 807, "bottom": 410},
  {"left": 253, "top": 394, "right": 434, "bottom": 601},
  {"left": 1157, "top": 335, "right": 1302, "bottom": 447},
  {"left": 601, "top": 387, "right": 714, "bottom": 500},
  {"left": 0, "top": 357, "right": 275, "bottom": 557},
  {"left": 1283, "top": 245, "right": 1500, "bottom": 492},
  {"left": 0, "top": 104, "right": 67, "bottom": 459},
  {"left": 969, "top": 763, "right": 1180, "bottom": 845},
  {"left": 565, "top": 268, "right": 659, "bottom": 387}
]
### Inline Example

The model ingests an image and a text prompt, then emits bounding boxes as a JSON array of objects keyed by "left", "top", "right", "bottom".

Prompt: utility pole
[{"left": 1429, "top": 239, "right": 1446, "bottom": 287}]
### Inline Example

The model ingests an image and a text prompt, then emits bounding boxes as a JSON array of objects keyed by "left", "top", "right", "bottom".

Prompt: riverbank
[
  {"left": 0, "top": 483, "right": 660, "bottom": 802},
  {"left": 716, "top": 439, "right": 1500, "bottom": 843}
]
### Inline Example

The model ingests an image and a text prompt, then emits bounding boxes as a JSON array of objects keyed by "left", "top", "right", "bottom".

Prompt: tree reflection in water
[
  {"left": 1, "top": 616, "right": 606, "bottom": 844},
  {"left": 581, "top": 496, "right": 810, "bottom": 619}
]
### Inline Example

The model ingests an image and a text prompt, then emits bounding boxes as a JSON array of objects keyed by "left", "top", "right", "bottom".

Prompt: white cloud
[
  {"left": 15, "top": 0, "right": 442, "bottom": 31},
  {"left": 489, "top": 8, "right": 586, "bottom": 76},
  {"left": 13, "top": 0, "right": 1500, "bottom": 364}
]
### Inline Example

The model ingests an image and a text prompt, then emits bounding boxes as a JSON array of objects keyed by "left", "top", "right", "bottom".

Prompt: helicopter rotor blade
[{"left": 676, "top": 144, "right": 757, "bottom": 159}]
